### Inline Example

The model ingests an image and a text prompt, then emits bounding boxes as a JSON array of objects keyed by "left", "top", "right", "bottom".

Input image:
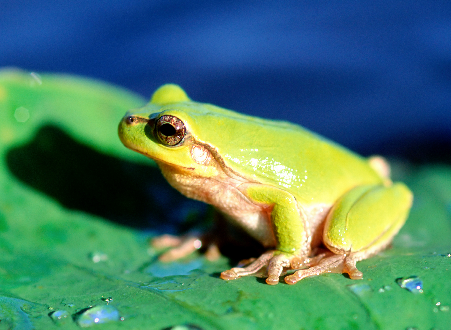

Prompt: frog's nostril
[
  {"left": 125, "top": 115, "right": 149, "bottom": 126},
  {"left": 125, "top": 115, "right": 137, "bottom": 125}
]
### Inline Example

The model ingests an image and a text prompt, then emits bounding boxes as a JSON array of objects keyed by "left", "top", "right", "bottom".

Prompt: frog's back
[{"left": 178, "top": 103, "right": 383, "bottom": 205}]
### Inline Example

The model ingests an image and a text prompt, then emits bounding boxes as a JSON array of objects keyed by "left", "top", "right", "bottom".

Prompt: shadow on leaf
[{"left": 5, "top": 125, "right": 206, "bottom": 230}]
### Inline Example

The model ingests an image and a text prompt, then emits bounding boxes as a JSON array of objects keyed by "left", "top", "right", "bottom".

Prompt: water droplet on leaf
[
  {"left": 378, "top": 285, "right": 392, "bottom": 293},
  {"left": 396, "top": 276, "right": 423, "bottom": 293},
  {"left": 101, "top": 297, "right": 113, "bottom": 304},
  {"left": 347, "top": 283, "right": 373, "bottom": 297},
  {"left": 49, "top": 310, "right": 69, "bottom": 322},
  {"left": 14, "top": 107, "right": 30, "bottom": 123},
  {"left": 163, "top": 324, "right": 204, "bottom": 330},
  {"left": 74, "top": 305, "right": 121, "bottom": 327},
  {"left": 89, "top": 251, "right": 108, "bottom": 263},
  {"left": 440, "top": 305, "right": 450, "bottom": 312}
]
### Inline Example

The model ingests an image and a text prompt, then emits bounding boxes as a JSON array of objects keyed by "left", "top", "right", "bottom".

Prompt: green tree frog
[{"left": 118, "top": 84, "right": 413, "bottom": 285}]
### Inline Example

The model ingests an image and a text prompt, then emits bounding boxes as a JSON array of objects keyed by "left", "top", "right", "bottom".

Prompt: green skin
[{"left": 118, "top": 84, "right": 413, "bottom": 285}]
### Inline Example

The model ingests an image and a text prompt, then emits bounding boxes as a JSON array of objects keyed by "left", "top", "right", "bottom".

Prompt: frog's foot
[
  {"left": 287, "top": 181, "right": 412, "bottom": 285},
  {"left": 152, "top": 234, "right": 221, "bottom": 262},
  {"left": 284, "top": 254, "right": 363, "bottom": 285},
  {"left": 152, "top": 234, "right": 202, "bottom": 261},
  {"left": 221, "top": 251, "right": 283, "bottom": 284},
  {"left": 221, "top": 251, "right": 323, "bottom": 285}
]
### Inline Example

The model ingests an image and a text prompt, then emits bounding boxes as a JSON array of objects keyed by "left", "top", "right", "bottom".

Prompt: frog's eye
[{"left": 155, "top": 115, "right": 186, "bottom": 146}]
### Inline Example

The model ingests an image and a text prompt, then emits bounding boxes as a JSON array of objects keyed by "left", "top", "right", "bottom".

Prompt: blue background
[{"left": 2, "top": 0, "right": 451, "bottom": 161}]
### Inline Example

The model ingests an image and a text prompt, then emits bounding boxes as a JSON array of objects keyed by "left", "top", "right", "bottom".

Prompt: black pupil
[{"left": 159, "top": 123, "right": 176, "bottom": 136}]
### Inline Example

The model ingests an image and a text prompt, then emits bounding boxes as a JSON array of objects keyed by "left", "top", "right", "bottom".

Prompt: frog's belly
[{"left": 158, "top": 163, "right": 277, "bottom": 247}]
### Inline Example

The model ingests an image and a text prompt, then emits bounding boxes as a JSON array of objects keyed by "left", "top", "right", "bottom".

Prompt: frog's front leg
[
  {"left": 220, "top": 184, "right": 311, "bottom": 285},
  {"left": 285, "top": 183, "right": 413, "bottom": 284},
  {"left": 152, "top": 230, "right": 224, "bottom": 262}
]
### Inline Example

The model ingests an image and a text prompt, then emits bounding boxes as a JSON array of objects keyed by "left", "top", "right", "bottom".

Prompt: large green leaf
[{"left": 0, "top": 68, "right": 450, "bottom": 329}]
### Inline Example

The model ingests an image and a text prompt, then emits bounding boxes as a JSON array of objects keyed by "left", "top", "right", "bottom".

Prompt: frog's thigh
[
  {"left": 323, "top": 183, "right": 413, "bottom": 259},
  {"left": 244, "top": 184, "right": 308, "bottom": 255}
]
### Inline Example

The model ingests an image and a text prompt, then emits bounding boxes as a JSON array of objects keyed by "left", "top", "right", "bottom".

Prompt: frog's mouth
[{"left": 151, "top": 157, "right": 196, "bottom": 172}]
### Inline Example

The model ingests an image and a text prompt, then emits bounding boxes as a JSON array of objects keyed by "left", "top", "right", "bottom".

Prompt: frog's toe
[
  {"left": 221, "top": 251, "right": 297, "bottom": 285},
  {"left": 284, "top": 254, "right": 366, "bottom": 284},
  {"left": 220, "top": 269, "right": 240, "bottom": 280},
  {"left": 153, "top": 235, "right": 203, "bottom": 262},
  {"left": 220, "top": 266, "right": 263, "bottom": 281},
  {"left": 151, "top": 234, "right": 184, "bottom": 249},
  {"left": 204, "top": 243, "right": 221, "bottom": 261},
  {"left": 266, "top": 254, "right": 292, "bottom": 285},
  {"left": 284, "top": 254, "right": 346, "bottom": 285},
  {"left": 343, "top": 255, "right": 363, "bottom": 279},
  {"left": 220, "top": 251, "right": 275, "bottom": 281}
]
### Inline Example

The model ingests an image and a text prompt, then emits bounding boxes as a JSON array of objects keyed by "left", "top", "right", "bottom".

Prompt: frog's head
[{"left": 118, "top": 84, "right": 223, "bottom": 178}]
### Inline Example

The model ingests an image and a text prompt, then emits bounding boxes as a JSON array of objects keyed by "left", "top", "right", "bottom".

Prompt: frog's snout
[{"left": 122, "top": 114, "right": 149, "bottom": 126}]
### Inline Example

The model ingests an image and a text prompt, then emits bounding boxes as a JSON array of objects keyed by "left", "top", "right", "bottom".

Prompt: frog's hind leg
[{"left": 285, "top": 183, "right": 413, "bottom": 285}]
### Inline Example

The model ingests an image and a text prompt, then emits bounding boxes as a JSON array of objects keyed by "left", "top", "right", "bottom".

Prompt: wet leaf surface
[{"left": 1, "top": 69, "right": 450, "bottom": 329}]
